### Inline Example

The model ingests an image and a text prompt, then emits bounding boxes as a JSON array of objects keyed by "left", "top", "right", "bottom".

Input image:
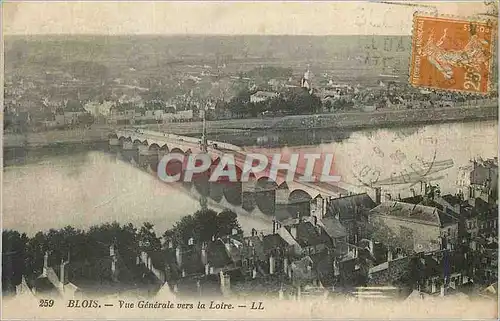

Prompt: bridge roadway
[{"left": 111, "top": 128, "right": 371, "bottom": 219}]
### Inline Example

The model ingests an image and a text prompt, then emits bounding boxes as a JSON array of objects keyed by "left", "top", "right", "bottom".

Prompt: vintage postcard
[{"left": 2, "top": 1, "right": 498, "bottom": 320}]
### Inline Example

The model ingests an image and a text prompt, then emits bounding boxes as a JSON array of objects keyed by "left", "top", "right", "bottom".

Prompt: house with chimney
[
  {"left": 369, "top": 201, "right": 459, "bottom": 253},
  {"left": 239, "top": 227, "right": 291, "bottom": 279},
  {"left": 24, "top": 241, "right": 162, "bottom": 299},
  {"left": 468, "top": 158, "right": 498, "bottom": 204},
  {"left": 68, "top": 243, "right": 162, "bottom": 297},
  {"left": 167, "top": 232, "right": 243, "bottom": 282},
  {"left": 279, "top": 219, "right": 331, "bottom": 257},
  {"left": 325, "top": 193, "right": 377, "bottom": 244},
  {"left": 474, "top": 198, "right": 498, "bottom": 238}
]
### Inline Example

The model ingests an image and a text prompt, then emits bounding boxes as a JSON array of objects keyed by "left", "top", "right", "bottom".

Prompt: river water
[{"left": 3, "top": 120, "right": 497, "bottom": 236}]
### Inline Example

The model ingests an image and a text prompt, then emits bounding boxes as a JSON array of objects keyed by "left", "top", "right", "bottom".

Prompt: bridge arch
[
  {"left": 287, "top": 189, "right": 312, "bottom": 218},
  {"left": 254, "top": 176, "right": 277, "bottom": 216},
  {"left": 220, "top": 164, "right": 243, "bottom": 206},
  {"left": 149, "top": 143, "right": 161, "bottom": 151},
  {"left": 147, "top": 144, "right": 161, "bottom": 172},
  {"left": 170, "top": 147, "right": 185, "bottom": 155}
]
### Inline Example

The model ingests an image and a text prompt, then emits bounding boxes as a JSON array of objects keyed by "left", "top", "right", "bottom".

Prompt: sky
[{"left": 3, "top": 1, "right": 491, "bottom": 36}]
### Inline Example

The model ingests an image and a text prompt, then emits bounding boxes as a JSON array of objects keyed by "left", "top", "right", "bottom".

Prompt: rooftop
[
  {"left": 320, "top": 217, "right": 348, "bottom": 239},
  {"left": 207, "top": 240, "right": 232, "bottom": 269},
  {"left": 262, "top": 234, "right": 288, "bottom": 253},
  {"left": 286, "top": 221, "right": 330, "bottom": 248},
  {"left": 441, "top": 194, "right": 462, "bottom": 207},
  {"left": 370, "top": 201, "right": 457, "bottom": 227},
  {"left": 327, "top": 193, "right": 376, "bottom": 220}
]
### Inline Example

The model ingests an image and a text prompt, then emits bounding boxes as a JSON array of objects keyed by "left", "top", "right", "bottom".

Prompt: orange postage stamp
[{"left": 409, "top": 13, "right": 496, "bottom": 94}]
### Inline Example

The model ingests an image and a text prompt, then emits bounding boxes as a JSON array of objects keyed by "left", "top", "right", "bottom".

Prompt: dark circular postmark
[{"left": 350, "top": 136, "right": 439, "bottom": 188}]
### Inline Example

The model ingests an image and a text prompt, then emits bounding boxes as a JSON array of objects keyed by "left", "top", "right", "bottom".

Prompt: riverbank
[
  {"left": 153, "top": 104, "right": 498, "bottom": 135},
  {"left": 3, "top": 105, "right": 497, "bottom": 148},
  {"left": 271, "top": 104, "right": 498, "bottom": 131},
  {"left": 3, "top": 126, "right": 111, "bottom": 148}
]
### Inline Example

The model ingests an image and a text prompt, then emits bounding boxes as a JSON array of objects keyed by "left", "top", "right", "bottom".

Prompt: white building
[{"left": 250, "top": 91, "right": 279, "bottom": 103}]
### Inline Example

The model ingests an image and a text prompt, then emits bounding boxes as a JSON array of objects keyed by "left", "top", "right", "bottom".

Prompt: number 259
[{"left": 39, "top": 299, "right": 54, "bottom": 308}]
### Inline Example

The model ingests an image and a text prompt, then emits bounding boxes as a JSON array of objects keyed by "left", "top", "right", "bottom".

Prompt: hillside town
[
  {"left": 3, "top": 157, "right": 498, "bottom": 301},
  {"left": 5, "top": 60, "right": 496, "bottom": 133}
]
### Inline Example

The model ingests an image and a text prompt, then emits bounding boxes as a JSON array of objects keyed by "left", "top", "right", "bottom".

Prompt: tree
[
  {"left": 25, "top": 231, "right": 48, "bottom": 278},
  {"left": 193, "top": 209, "right": 219, "bottom": 243},
  {"left": 163, "top": 209, "right": 243, "bottom": 250},
  {"left": 2, "top": 230, "right": 28, "bottom": 294},
  {"left": 137, "top": 222, "right": 162, "bottom": 253},
  {"left": 169, "top": 215, "right": 197, "bottom": 248},
  {"left": 216, "top": 209, "right": 242, "bottom": 236},
  {"left": 227, "top": 89, "right": 253, "bottom": 118},
  {"left": 283, "top": 88, "right": 322, "bottom": 115}
]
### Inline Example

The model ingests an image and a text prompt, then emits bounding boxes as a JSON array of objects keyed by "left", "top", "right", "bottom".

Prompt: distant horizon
[
  {"left": 4, "top": 2, "right": 490, "bottom": 36},
  {"left": 5, "top": 33, "right": 412, "bottom": 38}
]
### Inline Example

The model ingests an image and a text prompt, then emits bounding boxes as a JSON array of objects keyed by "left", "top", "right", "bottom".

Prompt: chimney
[
  {"left": 42, "top": 252, "right": 49, "bottom": 277},
  {"left": 369, "top": 239, "right": 375, "bottom": 255},
  {"left": 176, "top": 247, "right": 182, "bottom": 266},
  {"left": 59, "top": 260, "right": 66, "bottom": 289},
  {"left": 196, "top": 280, "right": 201, "bottom": 296},
  {"left": 201, "top": 243, "right": 208, "bottom": 265},
  {"left": 333, "top": 260, "right": 340, "bottom": 276},
  {"left": 290, "top": 226, "right": 298, "bottom": 240},
  {"left": 269, "top": 255, "right": 275, "bottom": 275},
  {"left": 219, "top": 270, "right": 225, "bottom": 288},
  {"left": 387, "top": 248, "right": 393, "bottom": 262},
  {"left": 205, "top": 263, "right": 210, "bottom": 275},
  {"left": 110, "top": 245, "right": 117, "bottom": 280}
]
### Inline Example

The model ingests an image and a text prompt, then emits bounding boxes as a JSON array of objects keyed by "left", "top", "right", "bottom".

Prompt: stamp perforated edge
[{"left": 408, "top": 10, "right": 498, "bottom": 96}]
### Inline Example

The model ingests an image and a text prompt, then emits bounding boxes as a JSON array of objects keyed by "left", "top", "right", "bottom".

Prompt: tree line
[
  {"left": 221, "top": 87, "right": 322, "bottom": 118},
  {"left": 2, "top": 208, "right": 241, "bottom": 294}
]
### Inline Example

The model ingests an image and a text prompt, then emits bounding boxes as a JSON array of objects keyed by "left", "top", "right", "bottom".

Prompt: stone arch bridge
[{"left": 110, "top": 129, "right": 363, "bottom": 221}]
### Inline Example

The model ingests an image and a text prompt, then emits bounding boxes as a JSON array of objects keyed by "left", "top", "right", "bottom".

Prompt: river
[{"left": 3, "top": 120, "right": 497, "bottom": 236}]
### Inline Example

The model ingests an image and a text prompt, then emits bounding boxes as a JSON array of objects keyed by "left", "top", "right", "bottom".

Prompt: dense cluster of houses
[
  {"left": 8, "top": 61, "right": 494, "bottom": 133},
  {"left": 6, "top": 159, "right": 498, "bottom": 301}
]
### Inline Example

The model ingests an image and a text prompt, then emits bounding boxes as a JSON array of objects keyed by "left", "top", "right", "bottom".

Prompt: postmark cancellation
[{"left": 409, "top": 13, "right": 497, "bottom": 94}]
